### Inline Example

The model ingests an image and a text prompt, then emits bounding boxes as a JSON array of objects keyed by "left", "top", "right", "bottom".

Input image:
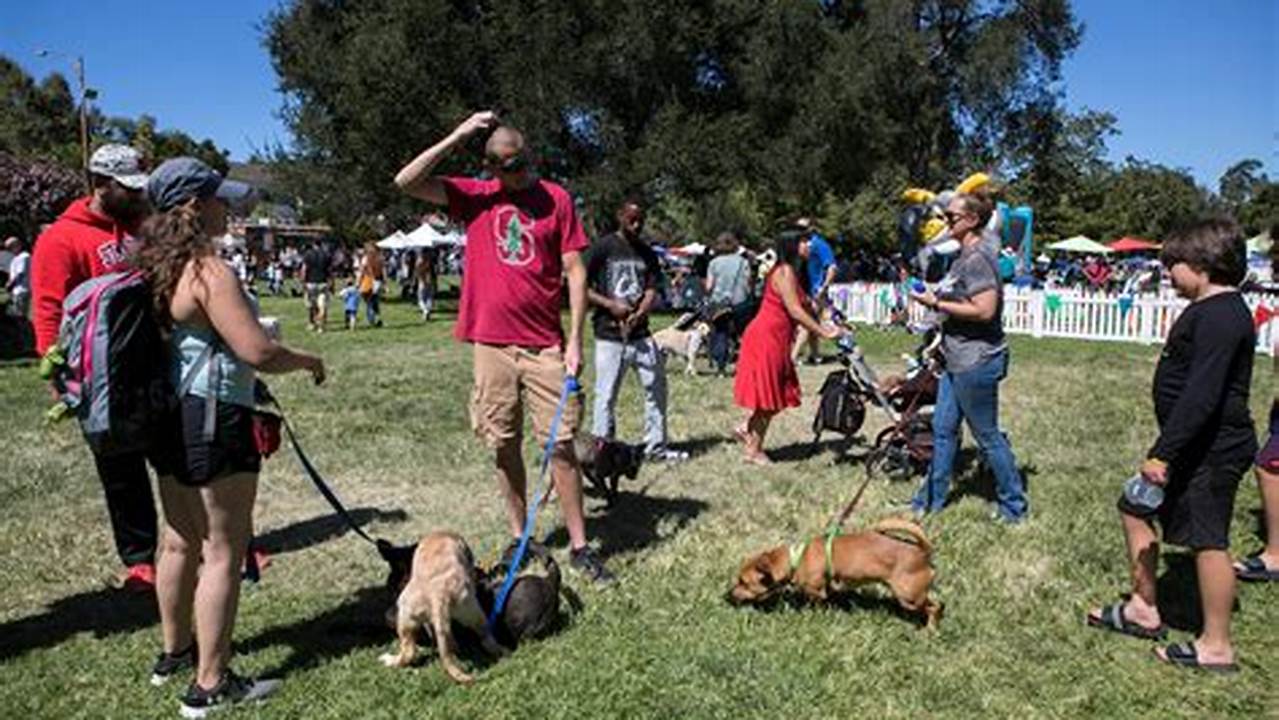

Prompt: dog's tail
[{"left": 871, "top": 517, "right": 932, "bottom": 556}]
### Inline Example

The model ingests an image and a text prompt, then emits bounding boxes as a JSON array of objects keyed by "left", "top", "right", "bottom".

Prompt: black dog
[
  {"left": 477, "top": 542, "right": 563, "bottom": 648},
  {"left": 575, "top": 436, "right": 644, "bottom": 503},
  {"left": 377, "top": 538, "right": 563, "bottom": 649}
]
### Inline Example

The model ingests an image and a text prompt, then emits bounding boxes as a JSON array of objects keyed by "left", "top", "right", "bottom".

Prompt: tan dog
[
  {"left": 378, "top": 531, "right": 506, "bottom": 683},
  {"left": 728, "top": 518, "right": 941, "bottom": 627},
  {"left": 652, "top": 321, "right": 711, "bottom": 375}
]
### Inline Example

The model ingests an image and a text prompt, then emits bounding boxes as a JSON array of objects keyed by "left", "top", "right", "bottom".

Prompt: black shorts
[
  {"left": 1119, "top": 460, "right": 1246, "bottom": 551},
  {"left": 176, "top": 394, "right": 261, "bottom": 486}
]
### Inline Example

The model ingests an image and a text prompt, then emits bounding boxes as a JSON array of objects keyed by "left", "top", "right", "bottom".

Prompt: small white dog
[{"left": 651, "top": 318, "right": 712, "bottom": 375}]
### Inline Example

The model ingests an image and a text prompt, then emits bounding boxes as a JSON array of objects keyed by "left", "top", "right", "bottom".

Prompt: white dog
[{"left": 651, "top": 319, "right": 712, "bottom": 375}]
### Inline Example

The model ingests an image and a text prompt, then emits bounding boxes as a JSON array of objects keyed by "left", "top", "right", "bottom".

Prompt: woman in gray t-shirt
[{"left": 908, "top": 193, "right": 1028, "bottom": 523}]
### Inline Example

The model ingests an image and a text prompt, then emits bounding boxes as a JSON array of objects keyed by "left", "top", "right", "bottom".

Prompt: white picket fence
[{"left": 828, "top": 282, "right": 1277, "bottom": 355}]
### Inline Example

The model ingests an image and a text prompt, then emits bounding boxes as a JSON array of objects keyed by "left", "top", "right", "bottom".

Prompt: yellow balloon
[
  {"left": 956, "top": 172, "right": 991, "bottom": 195},
  {"left": 901, "top": 187, "right": 936, "bottom": 205},
  {"left": 920, "top": 217, "right": 947, "bottom": 242}
]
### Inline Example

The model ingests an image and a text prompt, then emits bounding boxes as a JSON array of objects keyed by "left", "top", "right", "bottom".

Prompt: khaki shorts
[
  {"left": 305, "top": 283, "right": 329, "bottom": 311},
  {"left": 470, "top": 343, "right": 581, "bottom": 449}
]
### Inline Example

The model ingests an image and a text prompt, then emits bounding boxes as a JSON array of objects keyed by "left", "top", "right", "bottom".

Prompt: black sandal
[
  {"left": 1154, "top": 642, "right": 1239, "bottom": 674},
  {"left": 1086, "top": 601, "right": 1168, "bottom": 641},
  {"left": 1235, "top": 556, "right": 1279, "bottom": 582}
]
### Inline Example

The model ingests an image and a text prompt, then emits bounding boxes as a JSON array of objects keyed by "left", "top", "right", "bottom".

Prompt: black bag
[{"left": 812, "top": 369, "right": 866, "bottom": 440}]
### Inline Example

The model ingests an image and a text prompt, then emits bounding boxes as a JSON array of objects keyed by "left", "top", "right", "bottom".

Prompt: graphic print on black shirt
[{"left": 586, "top": 233, "right": 660, "bottom": 341}]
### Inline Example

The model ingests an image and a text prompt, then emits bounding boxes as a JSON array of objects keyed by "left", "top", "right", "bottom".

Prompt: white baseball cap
[{"left": 88, "top": 144, "right": 149, "bottom": 190}]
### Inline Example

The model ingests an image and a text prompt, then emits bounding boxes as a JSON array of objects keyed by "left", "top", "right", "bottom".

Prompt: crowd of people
[{"left": 5, "top": 118, "right": 1276, "bottom": 715}]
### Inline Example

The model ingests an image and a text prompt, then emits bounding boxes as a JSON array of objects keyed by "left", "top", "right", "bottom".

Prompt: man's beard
[{"left": 101, "top": 191, "right": 149, "bottom": 226}]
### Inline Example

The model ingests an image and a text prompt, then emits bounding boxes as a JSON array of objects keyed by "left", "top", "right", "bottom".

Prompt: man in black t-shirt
[
  {"left": 301, "top": 241, "right": 333, "bottom": 332},
  {"left": 586, "top": 200, "right": 685, "bottom": 462}
]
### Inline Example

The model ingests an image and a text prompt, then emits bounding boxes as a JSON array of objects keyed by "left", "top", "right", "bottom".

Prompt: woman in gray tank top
[
  {"left": 907, "top": 192, "right": 1028, "bottom": 524},
  {"left": 135, "top": 158, "right": 325, "bottom": 714}
]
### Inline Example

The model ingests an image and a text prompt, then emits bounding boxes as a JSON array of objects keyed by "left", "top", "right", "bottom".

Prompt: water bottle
[
  {"left": 1123, "top": 473, "right": 1165, "bottom": 511},
  {"left": 909, "top": 278, "right": 927, "bottom": 294}
]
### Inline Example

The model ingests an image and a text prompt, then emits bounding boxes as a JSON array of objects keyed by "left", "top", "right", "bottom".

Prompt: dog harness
[{"left": 788, "top": 529, "right": 839, "bottom": 585}]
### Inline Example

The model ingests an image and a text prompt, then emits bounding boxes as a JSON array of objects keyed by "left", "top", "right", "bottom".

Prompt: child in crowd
[
  {"left": 1087, "top": 218, "right": 1255, "bottom": 673},
  {"left": 340, "top": 277, "right": 360, "bottom": 330}
]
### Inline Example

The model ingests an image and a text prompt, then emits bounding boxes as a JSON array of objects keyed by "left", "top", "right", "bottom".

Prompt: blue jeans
[{"left": 911, "top": 350, "right": 1028, "bottom": 521}]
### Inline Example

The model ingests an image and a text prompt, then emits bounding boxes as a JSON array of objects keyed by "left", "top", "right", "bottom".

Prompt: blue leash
[{"left": 486, "top": 375, "right": 580, "bottom": 631}]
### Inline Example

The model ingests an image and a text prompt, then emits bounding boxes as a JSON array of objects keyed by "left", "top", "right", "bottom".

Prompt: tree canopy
[{"left": 266, "top": 0, "right": 1089, "bottom": 242}]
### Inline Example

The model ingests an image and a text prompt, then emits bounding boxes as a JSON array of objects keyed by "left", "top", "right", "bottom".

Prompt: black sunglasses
[
  {"left": 487, "top": 153, "right": 528, "bottom": 174},
  {"left": 944, "top": 211, "right": 969, "bottom": 225}
]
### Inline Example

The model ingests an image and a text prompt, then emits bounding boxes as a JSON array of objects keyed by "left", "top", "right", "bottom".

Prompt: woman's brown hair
[
  {"left": 131, "top": 203, "right": 215, "bottom": 327},
  {"left": 955, "top": 192, "right": 995, "bottom": 229}
]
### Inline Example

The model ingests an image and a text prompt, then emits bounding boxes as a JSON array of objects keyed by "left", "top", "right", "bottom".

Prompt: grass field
[{"left": 1, "top": 290, "right": 1276, "bottom": 719}]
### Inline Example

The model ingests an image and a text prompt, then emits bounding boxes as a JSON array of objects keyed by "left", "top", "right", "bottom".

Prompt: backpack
[
  {"left": 40, "top": 271, "right": 175, "bottom": 456},
  {"left": 812, "top": 369, "right": 866, "bottom": 441}
]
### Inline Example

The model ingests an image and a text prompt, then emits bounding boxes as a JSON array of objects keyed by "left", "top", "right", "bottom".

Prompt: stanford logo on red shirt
[{"left": 492, "top": 205, "right": 536, "bottom": 267}]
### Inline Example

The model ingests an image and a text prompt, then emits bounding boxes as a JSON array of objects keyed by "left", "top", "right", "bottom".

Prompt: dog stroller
[{"left": 812, "top": 324, "right": 941, "bottom": 480}]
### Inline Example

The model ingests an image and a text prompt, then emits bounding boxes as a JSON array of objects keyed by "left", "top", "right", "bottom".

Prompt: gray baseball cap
[
  {"left": 146, "top": 157, "right": 254, "bottom": 212},
  {"left": 88, "top": 144, "right": 149, "bottom": 190}
]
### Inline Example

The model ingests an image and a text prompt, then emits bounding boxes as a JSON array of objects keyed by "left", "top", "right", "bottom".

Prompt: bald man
[{"left": 395, "top": 111, "right": 614, "bottom": 584}]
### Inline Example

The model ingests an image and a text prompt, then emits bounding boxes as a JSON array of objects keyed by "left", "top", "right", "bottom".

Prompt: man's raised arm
[{"left": 394, "top": 111, "right": 498, "bottom": 204}]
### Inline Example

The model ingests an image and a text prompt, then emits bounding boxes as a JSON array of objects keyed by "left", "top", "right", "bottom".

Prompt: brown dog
[
  {"left": 378, "top": 531, "right": 506, "bottom": 683},
  {"left": 728, "top": 518, "right": 941, "bottom": 627}
]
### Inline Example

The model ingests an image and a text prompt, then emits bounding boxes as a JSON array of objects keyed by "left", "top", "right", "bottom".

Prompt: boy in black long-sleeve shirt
[{"left": 1088, "top": 219, "right": 1254, "bottom": 673}]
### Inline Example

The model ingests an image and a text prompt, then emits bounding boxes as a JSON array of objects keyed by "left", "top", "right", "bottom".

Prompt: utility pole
[
  {"left": 36, "top": 50, "right": 95, "bottom": 192},
  {"left": 75, "top": 56, "right": 90, "bottom": 193}
]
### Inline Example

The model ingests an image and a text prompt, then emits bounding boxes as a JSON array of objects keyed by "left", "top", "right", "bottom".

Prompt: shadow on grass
[
  {"left": 240, "top": 585, "right": 397, "bottom": 679},
  {"left": 942, "top": 446, "right": 1039, "bottom": 507},
  {"left": 0, "top": 588, "right": 157, "bottom": 662},
  {"left": 254, "top": 507, "right": 409, "bottom": 555},
  {"left": 732, "top": 589, "right": 928, "bottom": 627},
  {"left": 768, "top": 438, "right": 848, "bottom": 463},
  {"left": 241, "top": 584, "right": 534, "bottom": 681},
  {"left": 544, "top": 492, "right": 709, "bottom": 560},
  {"left": 1156, "top": 551, "right": 1202, "bottom": 633},
  {"left": 1249, "top": 508, "right": 1270, "bottom": 546}
]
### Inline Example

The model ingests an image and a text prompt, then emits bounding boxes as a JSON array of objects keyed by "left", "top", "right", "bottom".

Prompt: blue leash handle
[{"left": 487, "top": 375, "right": 579, "bottom": 631}]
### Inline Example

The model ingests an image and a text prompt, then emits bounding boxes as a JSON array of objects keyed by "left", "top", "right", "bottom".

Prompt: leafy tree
[
  {"left": 263, "top": 0, "right": 1085, "bottom": 238},
  {"left": 1218, "top": 158, "right": 1268, "bottom": 217},
  {"left": 0, "top": 152, "right": 82, "bottom": 239}
]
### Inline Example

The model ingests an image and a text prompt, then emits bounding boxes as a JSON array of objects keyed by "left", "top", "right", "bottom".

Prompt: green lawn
[{"left": 1, "top": 293, "right": 1275, "bottom": 719}]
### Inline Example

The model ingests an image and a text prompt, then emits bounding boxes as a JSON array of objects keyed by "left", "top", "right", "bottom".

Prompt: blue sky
[{"left": 2, "top": 0, "right": 1274, "bottom": 190}]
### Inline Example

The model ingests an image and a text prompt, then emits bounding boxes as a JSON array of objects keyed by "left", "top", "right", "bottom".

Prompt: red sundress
[{"left": 733, "top": 267, "right": 805, "bottom": 411}]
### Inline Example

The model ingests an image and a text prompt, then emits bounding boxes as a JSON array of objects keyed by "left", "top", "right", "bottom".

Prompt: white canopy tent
[
  {"left": 375, "top": 230, "right": 408, "bottom": 250},
  {"left": 403, "top": 223, "right": 464, "bottom": 249},
  {"left": 1047, "top": 235, "right": 1112, "bottom": 254}
]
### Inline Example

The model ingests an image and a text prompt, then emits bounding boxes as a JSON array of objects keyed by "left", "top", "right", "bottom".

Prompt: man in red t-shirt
[
  {"left": 395, "top": 112, "right": 613, "bottom": 583},
  {"left": 31, "top": 144, "right": 160, "bottom": 591}
]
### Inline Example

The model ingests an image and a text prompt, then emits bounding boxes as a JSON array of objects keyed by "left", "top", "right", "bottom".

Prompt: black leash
[
  {"left": 825, "top": 467, "right": 875, "bottom": 535},
  {"left": 258, "top": 381, "right": 381, "bottom": 547}
]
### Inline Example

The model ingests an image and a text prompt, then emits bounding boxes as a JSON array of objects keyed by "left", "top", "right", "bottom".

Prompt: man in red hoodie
[{"left": 31, "top": 144, "right": 157, "bottom": 591}]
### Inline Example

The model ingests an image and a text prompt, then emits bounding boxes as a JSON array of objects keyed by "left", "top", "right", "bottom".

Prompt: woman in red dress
[{"left": 733, "top": 231, "right": 841, "bottom": 464}]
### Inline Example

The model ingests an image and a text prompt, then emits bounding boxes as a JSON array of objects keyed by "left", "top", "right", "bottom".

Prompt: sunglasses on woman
[{"left": 944, "top": 211, "right": 970, "bottom": 225}]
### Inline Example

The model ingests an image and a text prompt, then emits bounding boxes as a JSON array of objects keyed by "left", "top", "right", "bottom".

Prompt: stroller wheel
[{"left": 868, "top": 434, "right": 917, "bottom": 482}]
